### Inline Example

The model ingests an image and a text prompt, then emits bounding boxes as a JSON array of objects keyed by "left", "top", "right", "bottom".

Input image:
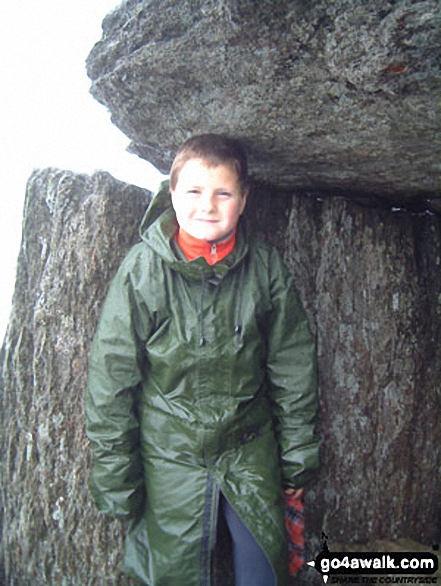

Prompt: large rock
[
  {"left": 0, "top": 169, "right": 151, "bottom": 586},
  {"left": 86, "top": 0, "right": 441, "bottom": 205},
  {"left": 249, "top": 185, "right": 441, "bottom": 549}
]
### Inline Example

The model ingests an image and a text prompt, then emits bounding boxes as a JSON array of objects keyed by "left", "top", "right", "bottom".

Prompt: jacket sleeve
[
  {"left": 266, "top": 249, "right": 320, "bottom": 489},
  {"left": 85, "top": 254, "right": 147, "bottom": 519}
]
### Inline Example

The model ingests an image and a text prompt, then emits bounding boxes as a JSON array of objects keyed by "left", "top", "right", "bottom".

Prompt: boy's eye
[{"left": 217, "top": 191, "right": 232, "bottom": 197}]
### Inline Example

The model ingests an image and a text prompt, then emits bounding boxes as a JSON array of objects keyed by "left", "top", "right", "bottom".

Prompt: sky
[{"left": 0, "top": 1, "right": 166, "bottom": 341}]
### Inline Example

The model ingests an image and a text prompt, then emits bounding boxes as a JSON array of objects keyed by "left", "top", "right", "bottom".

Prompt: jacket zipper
[
  {"left": 199, "top": 258, "right": 245, "bottom": 346},
  {"left": 199, "top": 269, "right": 206, "bottom": 346},
  {"left": 200, "top": 471, "right": 220, "bottom": 586},
  {"left": 210, "top": 243, "right": 218, "bottom": 264},
  {"left": 234, "top": 262, "right": 246, "bottom": 337}
]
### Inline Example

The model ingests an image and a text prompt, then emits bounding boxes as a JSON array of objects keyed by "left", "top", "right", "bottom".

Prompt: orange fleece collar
[{"left": 176, "top": 228, "right": 236, "bottom": 265}]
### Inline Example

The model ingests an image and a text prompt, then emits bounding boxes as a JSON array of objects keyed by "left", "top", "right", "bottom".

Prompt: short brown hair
[{"left": 169, "top": 134, "right": 248, "bottom": 194}]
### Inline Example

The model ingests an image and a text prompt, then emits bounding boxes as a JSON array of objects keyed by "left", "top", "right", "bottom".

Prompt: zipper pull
[{"left": 210, "top": 243, "right": 217, "bottom": 262}]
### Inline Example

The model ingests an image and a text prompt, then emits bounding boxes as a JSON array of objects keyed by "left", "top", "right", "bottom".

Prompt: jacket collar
[{"left": 176, "top": 227, "right": 237, "bottom": 265}]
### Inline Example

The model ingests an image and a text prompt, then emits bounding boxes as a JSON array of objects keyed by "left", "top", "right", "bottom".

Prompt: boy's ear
[
  {"left": 170, "top": 190, "right": 178, "bottom": 214},
  {"left": 240, "top": 187, "right": 249, "bottom": 214}
]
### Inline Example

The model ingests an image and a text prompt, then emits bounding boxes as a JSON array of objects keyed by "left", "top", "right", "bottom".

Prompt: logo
[{"left": 306, "top": 534, "right": 439, "bottom": 585}]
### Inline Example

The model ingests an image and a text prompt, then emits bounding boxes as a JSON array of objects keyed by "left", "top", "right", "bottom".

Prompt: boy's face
[{"left": 171, "top": 158, "right": 248, "bottom": 243}]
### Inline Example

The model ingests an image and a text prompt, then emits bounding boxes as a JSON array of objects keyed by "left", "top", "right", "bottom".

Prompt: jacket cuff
[{"left": 89, "top": 478, "right": 145, "bottom": 520}]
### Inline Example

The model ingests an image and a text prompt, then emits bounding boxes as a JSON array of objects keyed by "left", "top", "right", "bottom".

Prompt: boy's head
[
  {"left": 170, "top": 134, "right": 249, "bottom": 195},
  {"left": 169, "top": 134, "right": 249, "bottom": 243}
]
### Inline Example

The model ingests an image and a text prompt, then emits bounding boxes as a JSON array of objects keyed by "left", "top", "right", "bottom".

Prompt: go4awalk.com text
[{"left": 309, "top": 550, "right": 439, "bottom": 584}]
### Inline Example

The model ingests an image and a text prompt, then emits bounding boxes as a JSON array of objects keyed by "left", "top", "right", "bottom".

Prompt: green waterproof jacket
[{"left": 85, "top": 182, "right": 320, "bottom": 586}]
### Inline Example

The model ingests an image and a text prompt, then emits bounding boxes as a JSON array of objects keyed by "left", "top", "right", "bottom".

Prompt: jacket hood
[
  {"left": 139, "top": 179, "right": 249, "bottom": 281},
  {"left": 139, "top": 179, "right": 173, "bottom": 238}
]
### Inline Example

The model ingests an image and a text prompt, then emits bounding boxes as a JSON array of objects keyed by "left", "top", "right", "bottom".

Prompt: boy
[{"left": 86, "top": 134, "right": 320, "bottom": 585}]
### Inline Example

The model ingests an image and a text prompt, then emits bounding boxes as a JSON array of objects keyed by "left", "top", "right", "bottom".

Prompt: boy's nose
[{"left": 199, "top": 191, "right": 215, "bottom": 212}]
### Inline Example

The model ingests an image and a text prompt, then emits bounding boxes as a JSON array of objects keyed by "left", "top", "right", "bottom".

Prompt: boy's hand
[{"left": 284, "top": 487, "right": 304, "bottom": 498}]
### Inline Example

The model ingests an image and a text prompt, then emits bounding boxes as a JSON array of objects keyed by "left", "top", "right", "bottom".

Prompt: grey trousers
[{"left": 219, "top": 493, "right": 276, "bottom": 586}]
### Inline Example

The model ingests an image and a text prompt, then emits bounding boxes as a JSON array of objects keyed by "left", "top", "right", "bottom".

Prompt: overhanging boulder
[{"left": 87, "top": 0, "right": 441, "bottom": 205}]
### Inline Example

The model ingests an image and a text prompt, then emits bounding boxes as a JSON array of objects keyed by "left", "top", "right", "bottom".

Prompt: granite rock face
[
  {"left": 249, "top": 184, "right": 441, "bottom": 550},
  {"left": 0, "top": 169, "right": 151, "bottom": 586},
  {"left": 87, "top": 0, "right": 441, "bottom": 206}
]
